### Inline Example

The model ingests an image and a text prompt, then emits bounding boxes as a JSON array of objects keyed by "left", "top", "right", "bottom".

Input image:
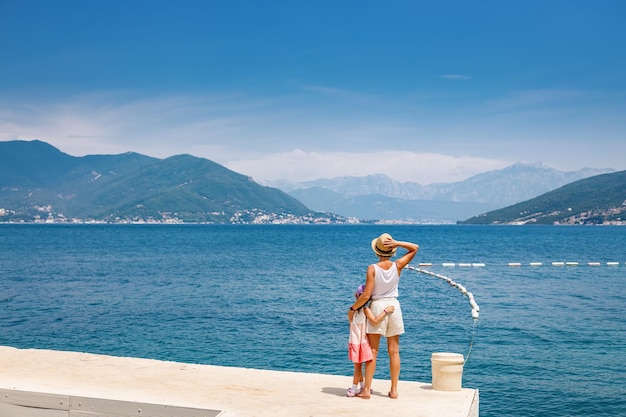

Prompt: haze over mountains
[
  {"left": 461, "top": 170, "right": 626, "bottom": 225},
  {"left": 269, "top": 164, "right": 614, "bottom": 223},
  {"left": 0, "top": 140, "right": 619, "bottom": 224}
]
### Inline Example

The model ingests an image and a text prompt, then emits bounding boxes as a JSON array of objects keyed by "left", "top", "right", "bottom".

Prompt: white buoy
[
  {"left": 588, "top": 262, "right": 601, "bottom": 266},
  {"left": 410, "top": 267, "right": 480, "bottom": 342},
  {"left": 472, "top": 263, "right": 485, "bottom": 267},
  {"left": 529, "top": 262, "right": 543, "bottom": 267},
  {"left": 442, "top": 263, "right": 455, "bottom": 267},
  {"left": 552, "top": 262, "right": 565, "bottom": 266},
  {"left": 508, "top": 262, "right": 522, "bottom": 267}
]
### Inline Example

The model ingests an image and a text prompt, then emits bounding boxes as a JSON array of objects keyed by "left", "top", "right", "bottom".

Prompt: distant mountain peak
[
  {"left": 461, "top": 169, "right": 626, "bottom": 225},
  {"left": 275, "top": 163, "right": 617, "bottom": 223}
]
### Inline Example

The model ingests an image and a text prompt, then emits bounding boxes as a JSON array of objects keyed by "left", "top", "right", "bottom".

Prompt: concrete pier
[{"left": 0, "top": 346, "right": 478, "bottom": 417}]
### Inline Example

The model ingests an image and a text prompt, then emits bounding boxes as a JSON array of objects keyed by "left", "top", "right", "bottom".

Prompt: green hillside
[
  {"left": 0, "top": 140, "right": 339, "bottom": 224},
  {"left": 460, "top": 170, "right": 626, "bottom": 225}
]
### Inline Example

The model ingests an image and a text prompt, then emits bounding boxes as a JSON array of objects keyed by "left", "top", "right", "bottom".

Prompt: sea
[{"left": 1, "top": 224, "right": 625, "bottom": 417}]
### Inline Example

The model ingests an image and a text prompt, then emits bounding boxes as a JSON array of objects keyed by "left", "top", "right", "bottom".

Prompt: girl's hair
[
  {"left": 354, "top": 284, "right": 371, "bottom": 310},
  {"left": 354, "top": 284, "right": 365, "bottom": 299}
]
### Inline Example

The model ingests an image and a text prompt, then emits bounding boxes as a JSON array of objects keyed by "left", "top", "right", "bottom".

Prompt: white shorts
[{"left": 367, "top": 297, "right": 404, "bottom": 337}]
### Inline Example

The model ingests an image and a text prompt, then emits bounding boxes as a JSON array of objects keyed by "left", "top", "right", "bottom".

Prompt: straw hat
[{"left": 371, "top": 233, "right": 397, "bottom": 257}]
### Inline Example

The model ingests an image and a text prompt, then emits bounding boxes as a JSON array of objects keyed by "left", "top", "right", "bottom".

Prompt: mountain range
[
  {"left": 0, "top": 140, "right": 621, "bottom": 224},
  {"left": 268, "top": 164, "right": 614, "bottom": 223}
]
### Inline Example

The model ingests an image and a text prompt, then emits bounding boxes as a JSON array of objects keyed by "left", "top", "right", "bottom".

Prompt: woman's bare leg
[{"left": 387, "top": 335, "right": 400, "bottom": 398}]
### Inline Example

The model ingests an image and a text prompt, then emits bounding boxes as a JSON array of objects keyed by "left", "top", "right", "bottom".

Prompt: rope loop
[{"left": 406, "top": 265, "right": 479, "bottom": 365}]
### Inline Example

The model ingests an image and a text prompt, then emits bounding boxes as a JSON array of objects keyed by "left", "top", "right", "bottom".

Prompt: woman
[{"left": 348, "top": 233, "right": 419, "bottom": 399}]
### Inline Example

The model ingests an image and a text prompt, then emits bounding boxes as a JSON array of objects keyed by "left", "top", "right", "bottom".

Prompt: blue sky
[{"left": 1, "top": 1, "right": 625, "bottom": 184}]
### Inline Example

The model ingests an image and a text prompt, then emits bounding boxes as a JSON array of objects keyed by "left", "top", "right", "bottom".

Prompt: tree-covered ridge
[
  {"left": 460, "top": 170, "right": 626, "bottom": 225},
  {"left": 0, "top": 140, "right": 346, "bottom": 224}
]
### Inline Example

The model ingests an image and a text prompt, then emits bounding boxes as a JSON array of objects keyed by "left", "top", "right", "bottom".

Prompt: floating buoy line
[
  {"left": 408, "top": 259, "right": 622, "bottom": 365},
  {"left": 416, "top": 261, "right": 623, "bottom": 268},
  {"left": 406, "top": 265, "right": 479, "bottom": 364}
]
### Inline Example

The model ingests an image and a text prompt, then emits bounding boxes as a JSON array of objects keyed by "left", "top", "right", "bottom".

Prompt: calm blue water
[{"left": 1, "top": 224, "right": 625, "bottom": 417}]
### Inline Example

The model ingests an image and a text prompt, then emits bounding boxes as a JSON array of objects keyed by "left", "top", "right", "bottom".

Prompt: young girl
[{"left": 347, "top": 284, "right": 395, "bottom": 397}]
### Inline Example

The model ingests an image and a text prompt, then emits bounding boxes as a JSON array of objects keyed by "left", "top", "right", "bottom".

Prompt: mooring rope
[{"left": 406, "top": 265, "right": 479, "bottom": 365}]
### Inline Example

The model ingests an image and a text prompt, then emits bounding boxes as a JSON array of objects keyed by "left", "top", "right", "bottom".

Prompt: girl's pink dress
[{"left": 348, "top": 310, "right": 373, "bottom": 363}]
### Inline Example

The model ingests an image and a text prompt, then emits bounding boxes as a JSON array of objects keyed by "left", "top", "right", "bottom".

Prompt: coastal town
[{"left": 0, "top": 206, "right": 361, "bottom": 225}]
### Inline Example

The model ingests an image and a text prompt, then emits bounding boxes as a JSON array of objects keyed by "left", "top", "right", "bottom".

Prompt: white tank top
[{"left": 371, "top": 262, "right": 400, "bottom": 299}]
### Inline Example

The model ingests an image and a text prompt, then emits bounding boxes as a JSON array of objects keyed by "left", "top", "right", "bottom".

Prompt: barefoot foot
[{"left": 356, "top": 391, "right": 371, "bottom": 400}]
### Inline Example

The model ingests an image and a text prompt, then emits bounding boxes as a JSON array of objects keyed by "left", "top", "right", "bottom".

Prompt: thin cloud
[
  {"left": 299, "top": 84, "right": 381, "bottom": 105},
  {"left": 440, "top": 74, "right": 472, "bottom": 80},
  {"left": 0, "top": 91, "right": 281, "bottom": 158},
  {"left": 1, "top": 87, "right": 623, "bottom": 180},
  {"left": 485, "top": 89, "right": 584, "bottom": 112},
  {"left": 225, "top": 150, "right": 510, "bottom": 184}
]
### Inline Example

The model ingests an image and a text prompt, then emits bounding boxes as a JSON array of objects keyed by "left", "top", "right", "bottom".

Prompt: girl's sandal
[{"left": 346, "top": 387, "right": 358, "bottom": 397}]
